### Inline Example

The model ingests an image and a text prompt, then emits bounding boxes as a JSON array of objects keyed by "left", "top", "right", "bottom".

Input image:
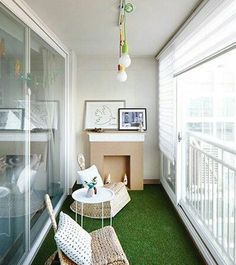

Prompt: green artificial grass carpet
[{"left": 32, "top": 185, "right": 206, "bottom": 265}]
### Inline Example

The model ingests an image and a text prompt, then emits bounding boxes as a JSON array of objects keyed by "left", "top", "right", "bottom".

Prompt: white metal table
[{"left": 72, "top": 187, "right": 114, "bottom": 228}]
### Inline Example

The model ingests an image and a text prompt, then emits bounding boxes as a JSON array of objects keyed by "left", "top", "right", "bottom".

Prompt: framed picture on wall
[
  {"left": 118, "top": 108, "right": 147, "bottom": 131},
  {"left": 84, "top": 100, "right": 126, "bottom": 130},
  {"left": 0, "top": 108, "right": 24, "bottom": 130}
]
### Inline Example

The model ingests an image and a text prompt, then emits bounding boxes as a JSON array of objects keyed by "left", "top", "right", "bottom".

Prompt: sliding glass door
[
  {"left": 0, "top": 4, "right": 66, "bottom": 265},
  {"left": 29, "top": 30, "right": 65, "bottom": 245},
  {"left": 177, "top": 48, "right": 236, "bottom": 265},
  {"left": 0, "top": 6, "right": 28, "bottom": 265}
]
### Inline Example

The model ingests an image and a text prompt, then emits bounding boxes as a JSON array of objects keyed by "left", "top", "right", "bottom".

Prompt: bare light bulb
[
  {"left": 117, "top": 64, "right": 127, "bottom": 82},
  {"left": 117, "top": 70, "right": 127, "bottom": 82},
  {"left": 119, "top": 54, "right": 131, "bottom": 68}
]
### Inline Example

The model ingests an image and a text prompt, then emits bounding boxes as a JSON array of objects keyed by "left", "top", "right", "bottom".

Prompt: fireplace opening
[{"left": 104, "top": 155, "right": 130, "bottom": 188}]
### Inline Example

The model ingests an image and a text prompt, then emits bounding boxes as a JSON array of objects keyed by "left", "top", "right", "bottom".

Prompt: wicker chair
[
  {"left": 44, "top": 194, "right": 129, "bottom": 265},
  {"left": 70, "top": 154, "right": 131, "bottom": 219}
]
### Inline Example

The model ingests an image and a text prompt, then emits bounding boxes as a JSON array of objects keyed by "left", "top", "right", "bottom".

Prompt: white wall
[{"left": 75, "top": 56, "right": 160, "bottom": 181}]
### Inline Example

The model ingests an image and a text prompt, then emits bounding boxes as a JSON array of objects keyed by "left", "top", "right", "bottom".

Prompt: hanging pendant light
[
  {"left": 117, "top": 64, "right": 127, "bottom": 82},
  {"left": 117, "top": 0, "right": 133, "bottom": 82},
  {"left": 119, "top": 40, "right": 131, "bottom": 67}
]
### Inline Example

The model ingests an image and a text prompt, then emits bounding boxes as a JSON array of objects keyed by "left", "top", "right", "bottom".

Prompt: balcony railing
[{"left": 186, "top": 131, "right": 236, "bottom": 264}]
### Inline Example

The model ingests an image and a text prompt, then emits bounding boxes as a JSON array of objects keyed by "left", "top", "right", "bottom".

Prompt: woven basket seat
[
  {"left": 45, "top": 226, "right": 129, "bottom": 265},
  {"left": 70, "top": 182, "right": 130, "bottom": 218},
  {"left": 91, "top": 226, "right": 129, "bottom": 265},
  {"left": 44, "top": 194, "right": 129, "bottom": 265}
]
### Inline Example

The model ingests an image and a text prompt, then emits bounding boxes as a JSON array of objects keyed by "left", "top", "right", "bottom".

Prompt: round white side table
[
  {"left": 0, "top": 187, "right": 11, "bottom": 237},
  {"left": 72, "top": 187, "right": 114, "bottom": 228}
]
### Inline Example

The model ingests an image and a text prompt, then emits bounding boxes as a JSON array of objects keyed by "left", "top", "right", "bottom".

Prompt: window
[{"left": 178, "top": 47, "right": 236, "bottom": 265}]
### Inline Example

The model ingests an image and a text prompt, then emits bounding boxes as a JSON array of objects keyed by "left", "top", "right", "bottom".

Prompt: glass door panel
[
  {"left": 0, "top": 6, "right": 28, "bottom": 265},
  {"left": 29, "top": 31, "right": 65, "bottom": 245},
  {"left": 177, "top": 48, "right": 236, "bottom": 264},
  {"left": 0, "top": 4, "right": 66, "bottom": 264}
]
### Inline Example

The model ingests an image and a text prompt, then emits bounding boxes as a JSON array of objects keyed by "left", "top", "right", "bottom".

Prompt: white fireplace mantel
[{"left": 87, "top": 132, "right": 145, "bottom": 142}]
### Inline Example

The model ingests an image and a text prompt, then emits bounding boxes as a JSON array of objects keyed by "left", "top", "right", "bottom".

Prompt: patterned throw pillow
[{"left": 55, "top": 212, "right": 92, "bottom": 265}]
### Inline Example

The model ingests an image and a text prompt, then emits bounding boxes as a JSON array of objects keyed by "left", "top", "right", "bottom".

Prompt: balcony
[{"left": 186, "top": 131, "right": 236, "bottom": 265}]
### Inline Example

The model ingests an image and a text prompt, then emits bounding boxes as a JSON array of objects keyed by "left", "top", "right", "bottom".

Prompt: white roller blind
[
  {"left": 158, "top": 46, "right": 176, "bottom": 163},
  {"left": 157, "top": 0, "right": 236, "bottom": 163},
  {"left": 174, "top": 0, "right": 236, "bottom": 74}
]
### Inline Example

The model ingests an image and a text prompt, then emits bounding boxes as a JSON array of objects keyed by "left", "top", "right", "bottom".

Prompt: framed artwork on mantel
[
  {"left": 118, "top": 108, "right": 147, "bottom": 131},
  {"left": 84, "top": 100, "right": 126, "bottom": 130}
]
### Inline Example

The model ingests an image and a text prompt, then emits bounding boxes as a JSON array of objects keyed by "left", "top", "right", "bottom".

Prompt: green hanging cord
[
  {"left": 125, "top": 2, "right": 133, "bottom": 13},
  {"left": 122, "top": 0, "right": 129, "bottom": 54},
  {"left": 124, "top": 1, "right": 126, "bottom": 42}
]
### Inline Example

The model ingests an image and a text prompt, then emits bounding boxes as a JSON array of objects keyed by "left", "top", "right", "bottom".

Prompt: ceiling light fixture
[{"left": 117, "top": 0, "right": 133, "bottom": 82}]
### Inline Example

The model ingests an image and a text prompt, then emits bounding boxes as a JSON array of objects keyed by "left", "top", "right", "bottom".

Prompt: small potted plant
[{"left": 84, "top": 176, "right": 97, "bottom": 197}]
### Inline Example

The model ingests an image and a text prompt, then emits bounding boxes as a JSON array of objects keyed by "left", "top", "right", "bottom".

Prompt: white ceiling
[{"left": 24, "top": 0, "right": 201, "bottom": 57}]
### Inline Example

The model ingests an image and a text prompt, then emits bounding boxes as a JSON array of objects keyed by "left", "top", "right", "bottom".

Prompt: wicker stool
[
  {"left": 71, "top": 154, "right": 131, "bottom": 219},
  {"left": 70, "top": 182, "right": 130, "bottom": 218}
]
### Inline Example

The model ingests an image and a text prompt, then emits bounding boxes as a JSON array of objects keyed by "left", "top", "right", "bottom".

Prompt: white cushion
[
  {"left": 55, "top": 212, "right": 92, "bottom": 265},
  {"left": 78, "top": 165, "right": 103, "bottom": 187},
  {"left": 17, "top": 166, "right": 37, "bottom": 193}
]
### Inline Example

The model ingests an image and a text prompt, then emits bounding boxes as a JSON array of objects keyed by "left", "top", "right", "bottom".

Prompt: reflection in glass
[
  {"left": 0, "top": 7, "right": 27, "bottom": 265},
  {"left": 179, "top": 48, "right": 236, "bottom": 143},
  {"left": 0, "top": 6, "right": 65, "bottom": 265},
  {"left": 29, "top": 31, "right": 65, "bottom": 245}
]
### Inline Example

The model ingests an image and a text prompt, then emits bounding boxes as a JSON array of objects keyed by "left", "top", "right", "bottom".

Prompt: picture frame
[
  {"left": 0, "top": 108, "right": 24, "bottom": 130},
  {"left": 118, "top": 108, "right": 147, "bottom": 131},
  {"left": 17, "top": 100, "right": 59, "bottom": 130},
  {"left": 84, "top": 100, "right": 126, "bottom": 130}
]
